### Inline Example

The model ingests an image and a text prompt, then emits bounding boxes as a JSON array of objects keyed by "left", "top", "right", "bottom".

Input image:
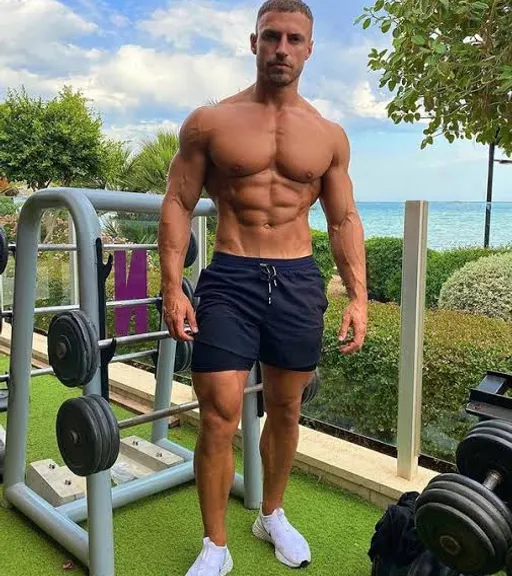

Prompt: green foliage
[
  {"left": 365, "top": 236, "right": 510, "bottom": 308},
  {"left": 426, "top": 245, "right": 511, "bottom": 308},
  {"left": 439, "top": 251, "right": 512, "bottom": 319},
  {"left": 123, "top": 130, "right": 180, "bottom": 194},
  {"left": 356, "top": 0, "right": 512, "bottom": 156},
  {"left": 311, "top": 229, "right": 336, "bottom": 291},
  {"left": 0, "top": 86, "right": 105, "bottom": 190},
  {"left": 73, "top": 139, "right": 134, "bottom": 191},
  {"left": 365, "top": 236, "right": 405, "bottom": 302},
  {"left": 303, "top": 295, "right": 512, "bottom": 462}
]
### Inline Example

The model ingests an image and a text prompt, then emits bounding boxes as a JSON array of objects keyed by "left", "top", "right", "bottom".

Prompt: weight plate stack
[
  {"left": 56, "top": 395, "right": 119, "bottom": 477},
  {"left": 48, "top": 310, "right": 100, "bottom": 387},
  {"left": 456, "top": 418, "right": 512, "bottom": 505},
  {"left": 415, "top": 472, "right": 512, "bottom": 575}
]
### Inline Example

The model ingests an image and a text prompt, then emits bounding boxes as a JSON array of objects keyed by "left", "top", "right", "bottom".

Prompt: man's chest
[{"left": 207, "top": 112, "right": 333, "bottom": 183}]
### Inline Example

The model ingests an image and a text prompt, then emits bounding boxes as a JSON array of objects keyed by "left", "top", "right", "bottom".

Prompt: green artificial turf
[{"left": 0, "top": 356, "right": 386, "bottom": 576}]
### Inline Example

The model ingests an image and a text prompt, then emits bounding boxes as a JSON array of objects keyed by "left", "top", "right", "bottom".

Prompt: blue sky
[{"left": 0, "top": 0, "right": 509, "bottom": 202}]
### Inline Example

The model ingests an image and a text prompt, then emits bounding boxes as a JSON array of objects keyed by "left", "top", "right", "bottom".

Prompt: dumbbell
[{"left": 415, "top": 418, "right": 512, "bottom": 575}]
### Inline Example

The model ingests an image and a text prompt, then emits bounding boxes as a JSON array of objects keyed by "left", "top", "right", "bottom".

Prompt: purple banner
[{"left": 114, "top": 249, "right": 148, "bottom": 335}]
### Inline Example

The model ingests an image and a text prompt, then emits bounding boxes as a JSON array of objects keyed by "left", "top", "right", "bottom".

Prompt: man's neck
[{"left": 251, "top": 78, "right": 301, "bottom": 108}]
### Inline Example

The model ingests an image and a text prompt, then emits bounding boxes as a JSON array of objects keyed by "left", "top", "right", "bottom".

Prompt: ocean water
[{"left": 309, "top": 201, "right": 512, "bottom": 251}]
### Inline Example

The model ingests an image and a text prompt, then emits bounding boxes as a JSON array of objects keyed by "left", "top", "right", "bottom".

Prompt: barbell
[
  {"left": 56, "top": 368, "right": 320, "bottom": 477},
  {"left": 415, "top": 418, "right": 512, "bottom": 575},
  {"left": 47, "top": 277, "right": 197, "bottom": 387}
]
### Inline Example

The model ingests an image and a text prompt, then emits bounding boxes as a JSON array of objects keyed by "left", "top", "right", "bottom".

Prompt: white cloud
[
  {"left": 104, "top": 119, "right": 180, "bottom": 148},
  {"left": 71, "top": 44, "right": 253, "bottom": 111},
  {"left": 139, "top": 0, "right": 255, "bottom": 56},
  {"left": 351, "top": 81, "right": 389, "bottom": 119},
  {"left": 0, "top": 0, "right": 97, "bottom": 71}
]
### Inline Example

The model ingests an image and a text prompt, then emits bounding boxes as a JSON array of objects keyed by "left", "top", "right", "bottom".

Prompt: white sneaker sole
[{"left": 252, "top": 517, "right": 311, "bottom": 569}]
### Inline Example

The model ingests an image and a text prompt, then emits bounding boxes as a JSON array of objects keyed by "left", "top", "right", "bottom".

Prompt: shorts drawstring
[{"left": 260, "top": 263, "right": 278, "bottom": 304}]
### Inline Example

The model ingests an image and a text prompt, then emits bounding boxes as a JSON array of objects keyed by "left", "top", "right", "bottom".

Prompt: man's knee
[{"left": 193, "top": 369, "right": 248, "bottom": 441}]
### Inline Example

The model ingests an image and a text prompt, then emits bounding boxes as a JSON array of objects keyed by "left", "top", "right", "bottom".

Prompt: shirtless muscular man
[{"left": 158, "top": 1, "right": 368, "bottom": 574}]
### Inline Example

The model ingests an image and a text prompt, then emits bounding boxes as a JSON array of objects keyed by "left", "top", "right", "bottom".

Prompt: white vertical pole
[
  {"left": 397, "top": 201, "right": 428, "bottom": 480},
  {"left": 189, "top": 215, "right": 208, "bottom": 400},
  {"left": 191, "top": 216, "right": 208, "bottom": 288}
]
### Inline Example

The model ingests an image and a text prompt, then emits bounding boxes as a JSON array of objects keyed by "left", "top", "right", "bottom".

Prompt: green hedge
[
  {"left": 302, "top": 295, "right": 512, "bottom": 462},
  {"left": 365, "top": 237, "right": 511, "bottom": 308}
]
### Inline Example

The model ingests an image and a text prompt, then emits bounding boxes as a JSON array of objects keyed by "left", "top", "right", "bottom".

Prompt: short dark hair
[{"left": 257, "top": 0, "right": 314, "bottom": 25}]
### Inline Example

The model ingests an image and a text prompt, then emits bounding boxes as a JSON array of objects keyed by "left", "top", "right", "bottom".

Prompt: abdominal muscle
[{"left": 206, "top": 171, "right": 321, "bottom": 259}]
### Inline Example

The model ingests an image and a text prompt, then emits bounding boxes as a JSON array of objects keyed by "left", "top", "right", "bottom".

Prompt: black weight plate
[
  {"left": 182, "top": 277, "right": 198, "bottom": 309},
  {"left": 83, "top": 395, "right": 111, "bottom": 472},
  {"left": 415, "top": 500, "right": 495, "bottom": 575},
  {"left": 427, "top": 473, "right": 512, "bottom": 538},
  {"left": 465, "top": 424, "right": 512, "bottom": 446},
  {"left": 456, "top": 431, "right": 512, "bottom": 499},
  {"left": 420, "top": 478, "right": 511, "bottom": 561},
  {"left": 184, "top": 230, "right": 198, "bottom": 268},
  {"left": 48, "top": 311, "right": 99, "bottom": 387},
  {"left": 79, "top": 310, "right": 100, "bottom": 385},
  {"left": 56, "top": 397, "right": 103, "bottom": 476},
  {"left": 88, "top": 394, "right": 120, "bottom": 471},
  {"left": 0, "top": 226, "right": 8, "bottom": 275},
  {"left": 469, "top": 418, "right": 512, "bottom": 436}
]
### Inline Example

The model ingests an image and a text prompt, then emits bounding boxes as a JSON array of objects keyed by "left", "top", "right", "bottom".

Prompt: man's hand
[
  {"left": 162, "top": 288, "right": 198, "bottom": 342},
  {"left": 338, "top": 300, "right": 367, "bottom": 354}
]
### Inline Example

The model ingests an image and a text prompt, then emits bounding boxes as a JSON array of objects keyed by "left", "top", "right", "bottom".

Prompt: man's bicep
[
  {"left": 164, "top": 110, "right": 209, "bottom": 215},
  {"left": 320, "top": 163, "right": 356, "bottom": 227},
  {"left": 320, "top": 125, "right": 356, "bottom": 226}
]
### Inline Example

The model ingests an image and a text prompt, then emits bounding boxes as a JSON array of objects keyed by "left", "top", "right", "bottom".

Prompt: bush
[
  {"left": 302, "top": 294, "right": 512, "bottom": 462},
  {"left": 311, "top": 229, "right": 335, "bottom": 292},
  {"left": 438, "top": 252, "right": 512, "bottom": 320},
  {"left": 426, "top": 246, "right": 510, "bottom": 309},
  {"left": 365, "top": 236, "right": 510, "bottom": 309},
  {"left": 365, "top": 237, "right": 405, "bottom": 303}
]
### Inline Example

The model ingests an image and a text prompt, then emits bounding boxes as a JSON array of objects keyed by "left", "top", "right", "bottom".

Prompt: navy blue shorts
[{"left": 190, "top": 251, "right": 329, "bottom": 373}]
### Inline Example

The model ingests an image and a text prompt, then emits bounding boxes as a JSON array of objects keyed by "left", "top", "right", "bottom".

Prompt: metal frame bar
[
  {"left": 9, "top": 243, "right": 162, "bottom": 252},
  {"left": 2, "top": 187, "right": 261, "bottom": 576},
  {"left": 2, "top": 296, "right": 161, "bottom": 320},
  {"left": 0, "top": 349, "right": 158, "bottom": 384},
  {"left": 397, "top": 201, "right": 428, "bottom": 480}
]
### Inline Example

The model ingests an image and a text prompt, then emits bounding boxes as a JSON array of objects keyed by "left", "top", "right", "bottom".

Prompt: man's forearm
[
  {"left": 328, "top": 211, "right": 367, "bottom": 304},
  {"left": 158, "top": 196, "right": 193, "bottom": 293}
]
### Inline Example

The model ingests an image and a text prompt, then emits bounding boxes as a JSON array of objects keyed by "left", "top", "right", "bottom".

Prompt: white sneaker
[
  {"left": 185, "top": 537, "right": 233, "bottom": 575},
  {"left": 252, "top": 507, "right": 311, "bottom": 568}
]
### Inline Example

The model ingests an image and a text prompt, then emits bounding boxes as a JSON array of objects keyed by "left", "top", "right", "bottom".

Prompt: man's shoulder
[
  {"left": 300, "top": 99, "right": 348, "bottom": 138},
  {"left": 182, "top": 92, "right": 249, "bottom": 132}
]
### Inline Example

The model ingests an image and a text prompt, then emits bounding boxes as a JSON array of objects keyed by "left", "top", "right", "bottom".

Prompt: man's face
[{"left": 250, "top": 11, "right": 313, "bottom": 87}]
